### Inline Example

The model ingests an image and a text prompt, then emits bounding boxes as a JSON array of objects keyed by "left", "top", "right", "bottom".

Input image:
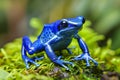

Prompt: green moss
[{"left": 0, "top": 20, "right": 120, "bottom": 80}]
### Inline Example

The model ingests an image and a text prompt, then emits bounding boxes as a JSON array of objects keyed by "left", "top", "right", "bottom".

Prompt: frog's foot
[
  {"left": 54, "top": 56, "right": 74, "bottom": 70},
  {"left": 23, "top": 56, "right": 44, "bottom": 69},
  {"left": 74, "top": 53, "right": 98, "bottom": 66}
]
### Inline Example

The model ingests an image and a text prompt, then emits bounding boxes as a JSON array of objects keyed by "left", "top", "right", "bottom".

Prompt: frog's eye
[{"left": 58, "top": 20, "right": 68, "bottom": 30}]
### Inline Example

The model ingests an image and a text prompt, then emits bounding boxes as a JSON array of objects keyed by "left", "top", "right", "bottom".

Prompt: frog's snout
[{"left": 77, "top": 16, "right": 85, "bottom": 24}]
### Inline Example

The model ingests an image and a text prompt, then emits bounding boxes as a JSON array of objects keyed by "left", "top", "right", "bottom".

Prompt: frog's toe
[
  {"left": 85, "top": 56, "right": 98, "bottom": 66},
  {"left": 54, "top": 60, "right": 69, "bottom": 70},
  {"left": 89, "top": 57, "right": 98, "bottom": 66},
  {"left": 23, "top": 57, "right": 40, "bottom": 69},
  {"left": 58, "top": 56, "right": 74, "bottom": 66},
  {"left": 28, "top": 59, "right": 40, "bottom": 67},
  {"left": 73, "top": 53, "right": 84, "bottom": 60},
  {"left": 54, "top": 59, "right": 74, "bottom": 70},
  {"left": 32, "top": 56, "right": 44, "bottom": 61},
  {"left": 61, "top": 60, "right": 74, "bottom": 67},
  {"left": 74, "top": 53, "right": 98, "bottom": 66},
  {"left": 24, "top": 58, "right": 30, "bottom": 69},
  {"left": 26, "top": 62, "right": 30, "bottom": 69}
]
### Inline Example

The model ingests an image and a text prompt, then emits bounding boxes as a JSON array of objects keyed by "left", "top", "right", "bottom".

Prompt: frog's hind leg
[{"left": 22, "top": 36, "right": 44, "bottom": 69}]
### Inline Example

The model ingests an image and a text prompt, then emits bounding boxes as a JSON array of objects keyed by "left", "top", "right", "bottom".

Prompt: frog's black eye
[{"left": 58, "top": 20, "right": 68, "bottom": 30}]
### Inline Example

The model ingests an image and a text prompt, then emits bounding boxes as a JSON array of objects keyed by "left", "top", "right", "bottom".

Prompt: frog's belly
[{"left": 51, "top": 38, "right": 72, "bottom": 51}]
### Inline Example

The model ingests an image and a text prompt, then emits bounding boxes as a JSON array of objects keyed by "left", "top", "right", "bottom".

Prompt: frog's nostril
[{"left": 82, "top": 17, "right": 85, "bottom": 24}]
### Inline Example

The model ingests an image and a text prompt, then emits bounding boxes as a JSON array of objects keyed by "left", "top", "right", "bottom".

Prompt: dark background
[{"left": 0, "top": 0, "right": 120, "bottom": 49}]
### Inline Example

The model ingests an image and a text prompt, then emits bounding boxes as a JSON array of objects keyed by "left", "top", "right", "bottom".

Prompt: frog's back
[{"left": 38, "top": 24, "right": 55, "bottom": 43}]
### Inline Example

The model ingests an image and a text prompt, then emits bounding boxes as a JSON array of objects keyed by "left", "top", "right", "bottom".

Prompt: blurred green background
[{"left": 0, "top": 0, "right": 120, "bottom": 49}]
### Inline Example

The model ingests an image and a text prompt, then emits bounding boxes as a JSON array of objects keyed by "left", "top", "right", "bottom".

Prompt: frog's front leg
[
  {"left": 22, "top": 36, "right": 44, "bottom": 69},
  {"left": 45, "top": 44, "right": 73, "bottom": 70},
  {"left": 73, "top": 34, "right": 98, "bottom": 66}
]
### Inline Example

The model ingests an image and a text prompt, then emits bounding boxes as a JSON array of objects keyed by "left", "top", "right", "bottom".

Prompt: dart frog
[{"left": 21, "top": 16, "right": 98, "bottom": 70}]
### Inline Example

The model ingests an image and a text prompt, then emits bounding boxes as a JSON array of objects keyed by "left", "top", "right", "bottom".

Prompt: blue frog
[{"left": 21, "top": 16, "right": 98, "bottom": 70}]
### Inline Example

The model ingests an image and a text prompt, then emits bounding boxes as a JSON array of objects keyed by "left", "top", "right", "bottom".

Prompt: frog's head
[{"left": 54, "top": 16, "right": 85, "bottom": 36}]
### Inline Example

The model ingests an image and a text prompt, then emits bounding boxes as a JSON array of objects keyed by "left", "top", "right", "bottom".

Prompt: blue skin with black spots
[{"left": 21, "top": 16, "right": 98, "bottom": 70}]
